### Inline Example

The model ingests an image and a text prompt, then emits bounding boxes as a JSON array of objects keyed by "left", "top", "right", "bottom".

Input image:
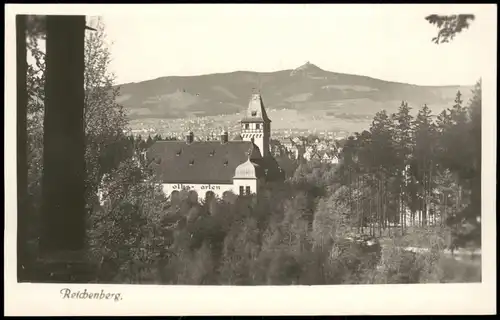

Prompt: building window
[
  {"left": 205, "top": 191, "right": 215, "bottom": 203},
  {"left": 239, "top": 186, "right": 244, "bottom": 196},
  {"left": 170, "top": 190, "right": 180, "bottom": 200},
  {"left": 245, "top": 186, "right": 251, "bottom": 195},
  {"left": 245, "top": 123, "right": 249, "bottom": 129},
  {"left": 188, "top": 190, "right": 198, "bottom": 203},
  {"left": 255, "top": 124, "right": 260, "bottom": 130}
]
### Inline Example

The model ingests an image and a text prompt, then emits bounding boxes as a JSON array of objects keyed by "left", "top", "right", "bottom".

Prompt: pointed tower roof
[{"left": 241, "top": 92, "right": 271, "bottom": 123}]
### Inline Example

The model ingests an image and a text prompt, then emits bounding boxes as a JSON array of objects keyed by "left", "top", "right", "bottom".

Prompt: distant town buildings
[{"left": 267, "top": 132, "right": 343, "bottom": 165}]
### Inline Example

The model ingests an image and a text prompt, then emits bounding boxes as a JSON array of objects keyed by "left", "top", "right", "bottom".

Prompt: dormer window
[
  {"left": 224, "top": 160, "right": 228, "bottom": 166},
  {"left": 209, "top": 150, "right": 215, "bottom": 156},
  {"left": 251, "top": 111, "right": 257, "bottom": 116},
  {"left": 189, "top": 160, "right": 194, "bottom": 166},
  {"left": 176, "top": 149, "right": 182, "bottom": 156}
]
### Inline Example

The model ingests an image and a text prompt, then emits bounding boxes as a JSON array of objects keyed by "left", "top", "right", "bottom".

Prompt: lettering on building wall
[{"left": 171, "top": 183, "right": 222, "bottom": 191}]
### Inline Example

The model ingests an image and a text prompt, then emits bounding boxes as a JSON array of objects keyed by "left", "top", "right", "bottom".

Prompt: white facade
[
  {"left": 232, "top": 178, "right": 259, "bottom": 197},
  {"left": 232, "top": 158, "right": 261, "bottom": 196},
  {"left": 162, "top": 182, "right": 235, "bottom": 200},
  {"left": 159, "top": 155, "right": 263, "bottom": 199},
  {"left": 322, "top": 153, "right": 339, "bottom": 164},
  {"left": 303, "top": 150, "right": 312, "bottom": 161},
  {"left": 161, "top": 181, "right": 261, "bottom": 200}
]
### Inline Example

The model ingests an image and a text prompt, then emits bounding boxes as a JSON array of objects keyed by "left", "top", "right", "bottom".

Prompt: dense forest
[{"left": 24, "top": 19, "right": 481, "bottom": 285}]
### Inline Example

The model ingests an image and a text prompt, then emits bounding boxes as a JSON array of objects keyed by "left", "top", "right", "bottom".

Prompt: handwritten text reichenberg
[{"left": 60, "top": 288, "right": 122, "bottom": 302}]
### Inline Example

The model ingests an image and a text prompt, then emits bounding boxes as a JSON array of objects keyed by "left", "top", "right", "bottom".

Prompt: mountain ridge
[
  {"left": 116, "top": 62, "right": 474, "bottom": 121},
  {"left": 117, "top": 62, "right": 470, "bottom": 87}
]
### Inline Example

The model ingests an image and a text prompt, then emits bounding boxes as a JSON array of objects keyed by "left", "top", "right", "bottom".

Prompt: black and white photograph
[{"left": 4, "top": 4, "right": 496, "bottom": 316}]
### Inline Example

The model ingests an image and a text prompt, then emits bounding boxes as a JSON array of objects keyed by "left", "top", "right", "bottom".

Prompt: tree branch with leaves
[{"left": 425, "top": 14, "right": 475, "bottom": 44}]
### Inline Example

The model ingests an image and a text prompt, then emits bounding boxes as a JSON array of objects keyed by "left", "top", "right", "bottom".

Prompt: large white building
[{"left": 146, "top": 92, "right": 284, "bottom": 200}]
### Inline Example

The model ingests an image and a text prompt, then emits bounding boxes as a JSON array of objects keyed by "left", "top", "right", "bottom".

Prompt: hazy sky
[
  {"left": 19, "top": 4, "right": 495, "bottom": 86},
  {"left": 95, "top": 4, "right": 495, "bottom": 86}
]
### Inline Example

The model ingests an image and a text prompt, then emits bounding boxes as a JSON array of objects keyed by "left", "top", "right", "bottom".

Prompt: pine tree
[
  {"left": 146, "top": 135, "right": 154, "bottom": 148},
  {"left": 137, "top": 135, "right": 147, "bottom": 150},
  {"left": 447, "top": 91, "right": 469, "bottom": 172},
  {"left": 450, "top": 91, "right": 468, "bottom": 126},
  {"left": 369, "top": 110, "right": 396, "bottom": 232},
  {"left": 447, "top": 81, "right": 482, "bottom": 248},
  {"left": 435, "top": 109, "right": 452, "bottom": 156},
  {"left": 392, "top": 101, "right": 414, "bottom": 232},
  {"left": 437, "top": 91, "right": 471, "bottom": 229},
  {"left": 355, "top": 130, "right": 373, "bottom": 233},
  {"left": 412, "top": 104, "right": 437, "bottom": 227}
]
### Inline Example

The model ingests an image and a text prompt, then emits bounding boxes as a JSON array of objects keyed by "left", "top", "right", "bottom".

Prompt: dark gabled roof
[
  {"left": 323, "top": 150, "right": 338, "bottom": 157},
  {"left": 310, "top": 151, "right": 322, "bottom": 159},
  {"left": 146, "top": 140, "right": 262, "bottom": 184},
  {"left": 278, "top": 138, "right": 293, "bottom": 145},
  {"left": 252, "top": 156, "right": 286, "bottom": 182},
  {"left": 232, "top": 133, "right": 243, "bottom": 141}
]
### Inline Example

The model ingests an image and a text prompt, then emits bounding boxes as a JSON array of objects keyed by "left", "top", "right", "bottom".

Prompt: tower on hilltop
[{"left": 240, "top": 91, "right": 271, "bottom": 157}]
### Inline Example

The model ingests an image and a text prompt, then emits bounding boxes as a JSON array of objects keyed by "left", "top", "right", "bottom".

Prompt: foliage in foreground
[{"left": 88, "top": 161, "right": 480, "bottom": 284}]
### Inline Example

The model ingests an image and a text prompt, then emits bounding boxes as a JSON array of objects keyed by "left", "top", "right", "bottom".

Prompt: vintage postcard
[{"left": 4, "top": 3, "right": 497, "bottom": 316}]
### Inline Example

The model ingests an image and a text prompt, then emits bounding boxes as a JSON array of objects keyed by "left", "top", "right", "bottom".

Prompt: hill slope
[{"left": 117, "top": 62, "right": 474, "bottom": 121}]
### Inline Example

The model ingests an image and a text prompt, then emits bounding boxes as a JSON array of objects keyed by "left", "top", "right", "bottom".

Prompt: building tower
[{"left": 240, "top": 92, "right": 271, "bottom": 157}]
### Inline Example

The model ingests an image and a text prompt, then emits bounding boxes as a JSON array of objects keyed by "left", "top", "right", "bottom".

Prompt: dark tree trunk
[
  {"left": 377, "top": 177, "right": 382, "bottom": 237},
  {"left": 360, "top": 175, "right": 365, "bottom": 234},
  {"left": 17, "top": 14, "right": 28, "bottom": 281},
  {"left": 356, "top": 175, "right": 360, "bottom": 232},
  {"left": 40, "top": 16, "right": 86, "bottom": 253},
  {"left": 443, "top": 192, "right": 447, "bottom": 226},
  {"left": 471, "top": 112, "right": 481, "bottom": 244},
  {"left": 348, "top": 168, "right": 353, "bottom": 218},
  {"left": 399, "top": 188, "right": 403, "bottom": 234},
  {"left": 471, "top": 97, "right": 481, "bottom": 247}
]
